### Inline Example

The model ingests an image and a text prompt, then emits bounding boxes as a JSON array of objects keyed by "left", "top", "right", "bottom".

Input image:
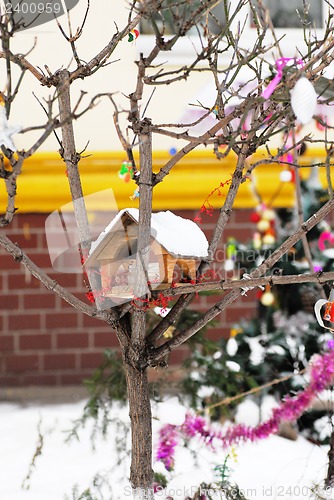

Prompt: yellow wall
[{"left": 1, "top": 148, "right": 331, "bottom": 214}]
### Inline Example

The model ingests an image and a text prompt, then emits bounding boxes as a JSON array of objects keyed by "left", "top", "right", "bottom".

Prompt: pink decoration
[
  {"left": 261, "top": 58, "right": 303, "bottom": 100},
  {"left": 156, "top": 347, "right": 334, "bottom": 469},
  {"left": 318, "top": 231, "right": 334, "bottom": 251},
  {"left": 156, "top": 424, "right": 179, "bottom": 471}
]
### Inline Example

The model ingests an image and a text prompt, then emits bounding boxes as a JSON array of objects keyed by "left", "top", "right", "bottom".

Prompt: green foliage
[
  {"left": 153, "top": 471, "right": 168, "bottom": 489},
  {"left": 83, "top": 350, "right": 127, "bottom": 419}
]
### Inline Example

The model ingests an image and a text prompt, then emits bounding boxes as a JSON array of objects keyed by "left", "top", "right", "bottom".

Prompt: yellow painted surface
[{"left": 0, "top": 148, "right": 331, "bottom": 213}]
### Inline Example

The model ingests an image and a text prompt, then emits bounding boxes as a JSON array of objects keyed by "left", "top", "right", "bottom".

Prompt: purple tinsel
[
  {"left": 156, "top": 348, "right": 334, "bottom": 469},
  {"left": 156, "top": 424, "right": 179, "bottom": 471}
]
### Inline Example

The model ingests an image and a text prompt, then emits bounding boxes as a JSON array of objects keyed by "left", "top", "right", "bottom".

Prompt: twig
[
  {"left": 150, "top": 271, "right": 334, "bottom": 298},
  {"left": 148, "top": 194, "right": 334, "bottom": 364},
  {"left": 203, "top": 368, "right": 307, "bottom": 412},
  {"left": 0, "top": 233, "right": 105, "bottom": 320}
]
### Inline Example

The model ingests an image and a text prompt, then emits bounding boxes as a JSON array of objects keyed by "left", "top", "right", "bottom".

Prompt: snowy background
[{"left": 0, "top": 396, "right": 331, "bottom": 500}]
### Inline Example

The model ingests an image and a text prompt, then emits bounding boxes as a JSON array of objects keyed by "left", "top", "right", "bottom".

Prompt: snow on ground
[{"left": 0, "top": 398, "right": 331, "bottom": 500}]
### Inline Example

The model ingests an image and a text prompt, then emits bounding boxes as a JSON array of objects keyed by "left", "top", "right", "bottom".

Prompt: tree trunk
[
  {"left": 124, "top": 360, "right": 154, "bottom": 499},
  {"left": 326, "top": 429, "right": 334, "bottom": 487}
]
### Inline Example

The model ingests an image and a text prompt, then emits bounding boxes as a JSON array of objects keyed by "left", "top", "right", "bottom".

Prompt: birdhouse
[{"left": 84, "top": 209, "right": 209, "bottom": 299}]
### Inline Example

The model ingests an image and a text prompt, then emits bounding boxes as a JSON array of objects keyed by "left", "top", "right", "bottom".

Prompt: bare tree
[{"left": 1, "top": 0, "right": 334, "bottom": 497}]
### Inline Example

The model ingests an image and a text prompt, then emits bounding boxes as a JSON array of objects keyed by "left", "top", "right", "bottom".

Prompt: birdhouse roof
[{"left": 86, "top": 208, "right": 208, "bottom": 266}]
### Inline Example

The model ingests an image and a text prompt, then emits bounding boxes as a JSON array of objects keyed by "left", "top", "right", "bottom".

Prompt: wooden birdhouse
[{"left": 84, "top": 209, "right": 209, "bottom": 299}]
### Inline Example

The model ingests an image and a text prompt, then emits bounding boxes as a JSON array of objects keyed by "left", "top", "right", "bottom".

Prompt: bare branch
[{"left": 149, "top": 194, "right": 334, "bottom": 364}]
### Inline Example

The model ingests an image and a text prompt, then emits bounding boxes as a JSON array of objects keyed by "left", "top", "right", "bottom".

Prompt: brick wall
[{"left": 0, "top": 209, "right": 258, "bottom": 386}]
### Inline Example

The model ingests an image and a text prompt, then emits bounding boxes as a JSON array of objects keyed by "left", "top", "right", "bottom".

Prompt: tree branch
[
  {"left": 148, "top": 194, "right": 334, "bottom": 364},
  {"left": 150, "top": 270, "right": 334, "bottom": 297}
]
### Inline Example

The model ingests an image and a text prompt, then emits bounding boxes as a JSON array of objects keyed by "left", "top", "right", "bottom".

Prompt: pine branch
[{"left": 203, "top": 368, "right": 307, "bottom": 413}]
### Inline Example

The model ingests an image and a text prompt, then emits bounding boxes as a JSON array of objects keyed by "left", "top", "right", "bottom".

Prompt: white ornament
[
  {"left": 0, "top": 104, "right": 21, "bottom": 151},
  {"left": 290, "top": 77, "right": 317, "bottom": 125},
  {"left": 280, "top": 170, "right": 293, "bottom": 182},
  {"left": 226, "top": 337, "right": 238, "bottom": 356}
]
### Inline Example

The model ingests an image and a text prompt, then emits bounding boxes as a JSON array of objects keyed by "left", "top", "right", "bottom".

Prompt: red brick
[
  {"left": 16, "top": 214, "right": 47, "bottom": 229},
  {"left": 57, "top": 333, "right": 89, "bottom": 349},
  {"left": 6, "top": 355, "right": 39, "bottom": 372},
  {"left": 206, "top": 328, "right": 230, "bottom": 341},
  {"left": 169, "top": 347, "right": 191, "bottom": 365},
  {"left": 24, "top": 374, "right": 58, "bottom": 385},
  {"left": 8, "top": 273, "right": 41, "bottom": 290},
  {"left": 60, "top": 373, "right": 92, "bottom": 385},
  {"left": 48, "top": 273, "right": 79, "bottom": 288},
  {"left": 225, "top": 306, "right": 255, "bottom": 323},
  {"left": 94, "top": 332, "right": 119, "bottom": 348},
  {"left": 45, "top": 312, "right": 78, "bottom": 329},
  {"left": 0, "top": 376, "right": 21, "bottom": 387},
  {"left": 83, "top": 314, "right": 105, "bottom": 328},
  {"left": 0, "top": 335, "right": 14, "bottom": 351},
  {"left": 24, "top": 294, "right": 56, "bottom": 310},
  {"left": 38, "top": 232, "right": 49, "bottom": 249},
  {"left": 0, "top": 254, "right": 22, "bottom": 270},
  {"left": 43, "top": 353, "right": 76, "bottom": 370},
  {"left": 224, "top": 228, "right": 253, "bottom": 241},
  {"left": 80, "top": 352, "right": 104, "bottom": 369},
  {"left": 7, "top": 232, "right": 38, "bottom": 248},
  {"left": 234, "top": 209, "right": 253, "bottom": 223},
  {"left": 9, "top": 314, "right": 40, "bottom": 331},
  {"left": 19, "top": 334, "right": 52, "bottom": 350},
  {"left": 0, "top": 294, "right": 19, "bottom": 310},
  {"left": 27, "top": 252, "right": 52, "bottom": 269}
]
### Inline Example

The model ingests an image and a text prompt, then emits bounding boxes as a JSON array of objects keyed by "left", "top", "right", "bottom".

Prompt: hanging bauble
[
  {"left": 280, "top": 169, "right": 294, "bottom": 182},
  {"left": 318, "top": 231, "right": 334, "bottom": 258},
  {"left": 226, "top": 337, "right": 238, "bottom": 356},
  {"left": 224, "top": 258, "right": 235, "bottom": 272},
  {"left": 262, "top": 233, "right": 275, "bottom": 246},
  {"left": 260, "top": 285, "right": 275, "bottom": 307},
  {"left": 262, "top": 209, "right": 276, "bottom": 221},
  {"left": 250, "top": 211, "right": 261, "bottom": 223},
  {"left": 128, "top": 29, "right": 139, "bottom": 42},
  {"left": 130, "top": 186, "right": 140, "bottom": 201},
  {"left": 252, "top": 231, "right": 262, "bottom": 250},
  {"left": 290, "top": 77, "right": 317, "bottom": 125},
  {"left": 118, "top": 161, "right": 134, "bottom": 182},
  {"left": 314, "top": 289, "right": 334, "bottom": 331},
  {"left": 257, "top": 219, "right": 270, "bottom": 232}
]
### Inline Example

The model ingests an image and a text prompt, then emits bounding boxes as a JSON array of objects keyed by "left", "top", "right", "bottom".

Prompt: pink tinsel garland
[{"left": 156, "top": 347, "right": 334, "bottom": 470}]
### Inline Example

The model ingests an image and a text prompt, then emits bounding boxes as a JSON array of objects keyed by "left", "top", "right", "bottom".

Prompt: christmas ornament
[
  {"left": 224, "top": 237, "right": 237, "bottom": 271},
  {"left": 314, "top": 289, "right": 334, "bottom": 331},
  {"left": 261, "top": 57, "right": 303, "bottom": 100},
  {"left": 251, "top": 204, "right": 276, "bottom": 249},
  {"left": 280, "top": 169, "right": 294, "bottom": 183},
  {"left": 260, "top": 285, "right": 275, "bottom": 307},
  {"left": 118, "top": 161, "right": 134, "bottom": 183},
  {"left": 290, "top": 77, "right": 317, "bottom": 125},
  {"left": 130, "top": 186, "right": 140, "bottom": 201},
  {"left": 262, "top": 209, "right": 275, "bottom": 221},
  {"left": 262, "top": 233, "right": 275, "bottom": 246},
  {"left": 252, "top": 231, "right": 262, "bottom": 250},
  {"left": 0, "top": 95, "right": 21, "bottom": 151},
  {"left": 318, "top": 231, "right": 334, "bottom": 251},
  {"left": 128, "top": 29, "right": 139, "bottom": 42},
  {"left": 257, "top": 219, "right": 270, "bottom": 232},
  {"left": 157, "top": 346, "right": 334, "bottom": 470}
]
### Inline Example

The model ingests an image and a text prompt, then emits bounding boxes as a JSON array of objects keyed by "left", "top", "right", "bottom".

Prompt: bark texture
[
  {"left": 326, "top": 430, "right": 334, "bottom": 487},
  {"left": 124, "top": 361, "right": 154, "bottom": 499}
]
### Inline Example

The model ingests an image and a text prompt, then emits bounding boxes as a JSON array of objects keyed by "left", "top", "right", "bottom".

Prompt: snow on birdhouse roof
[{"left": 89, "top": 208, "right": 209, "bottom": 260}]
